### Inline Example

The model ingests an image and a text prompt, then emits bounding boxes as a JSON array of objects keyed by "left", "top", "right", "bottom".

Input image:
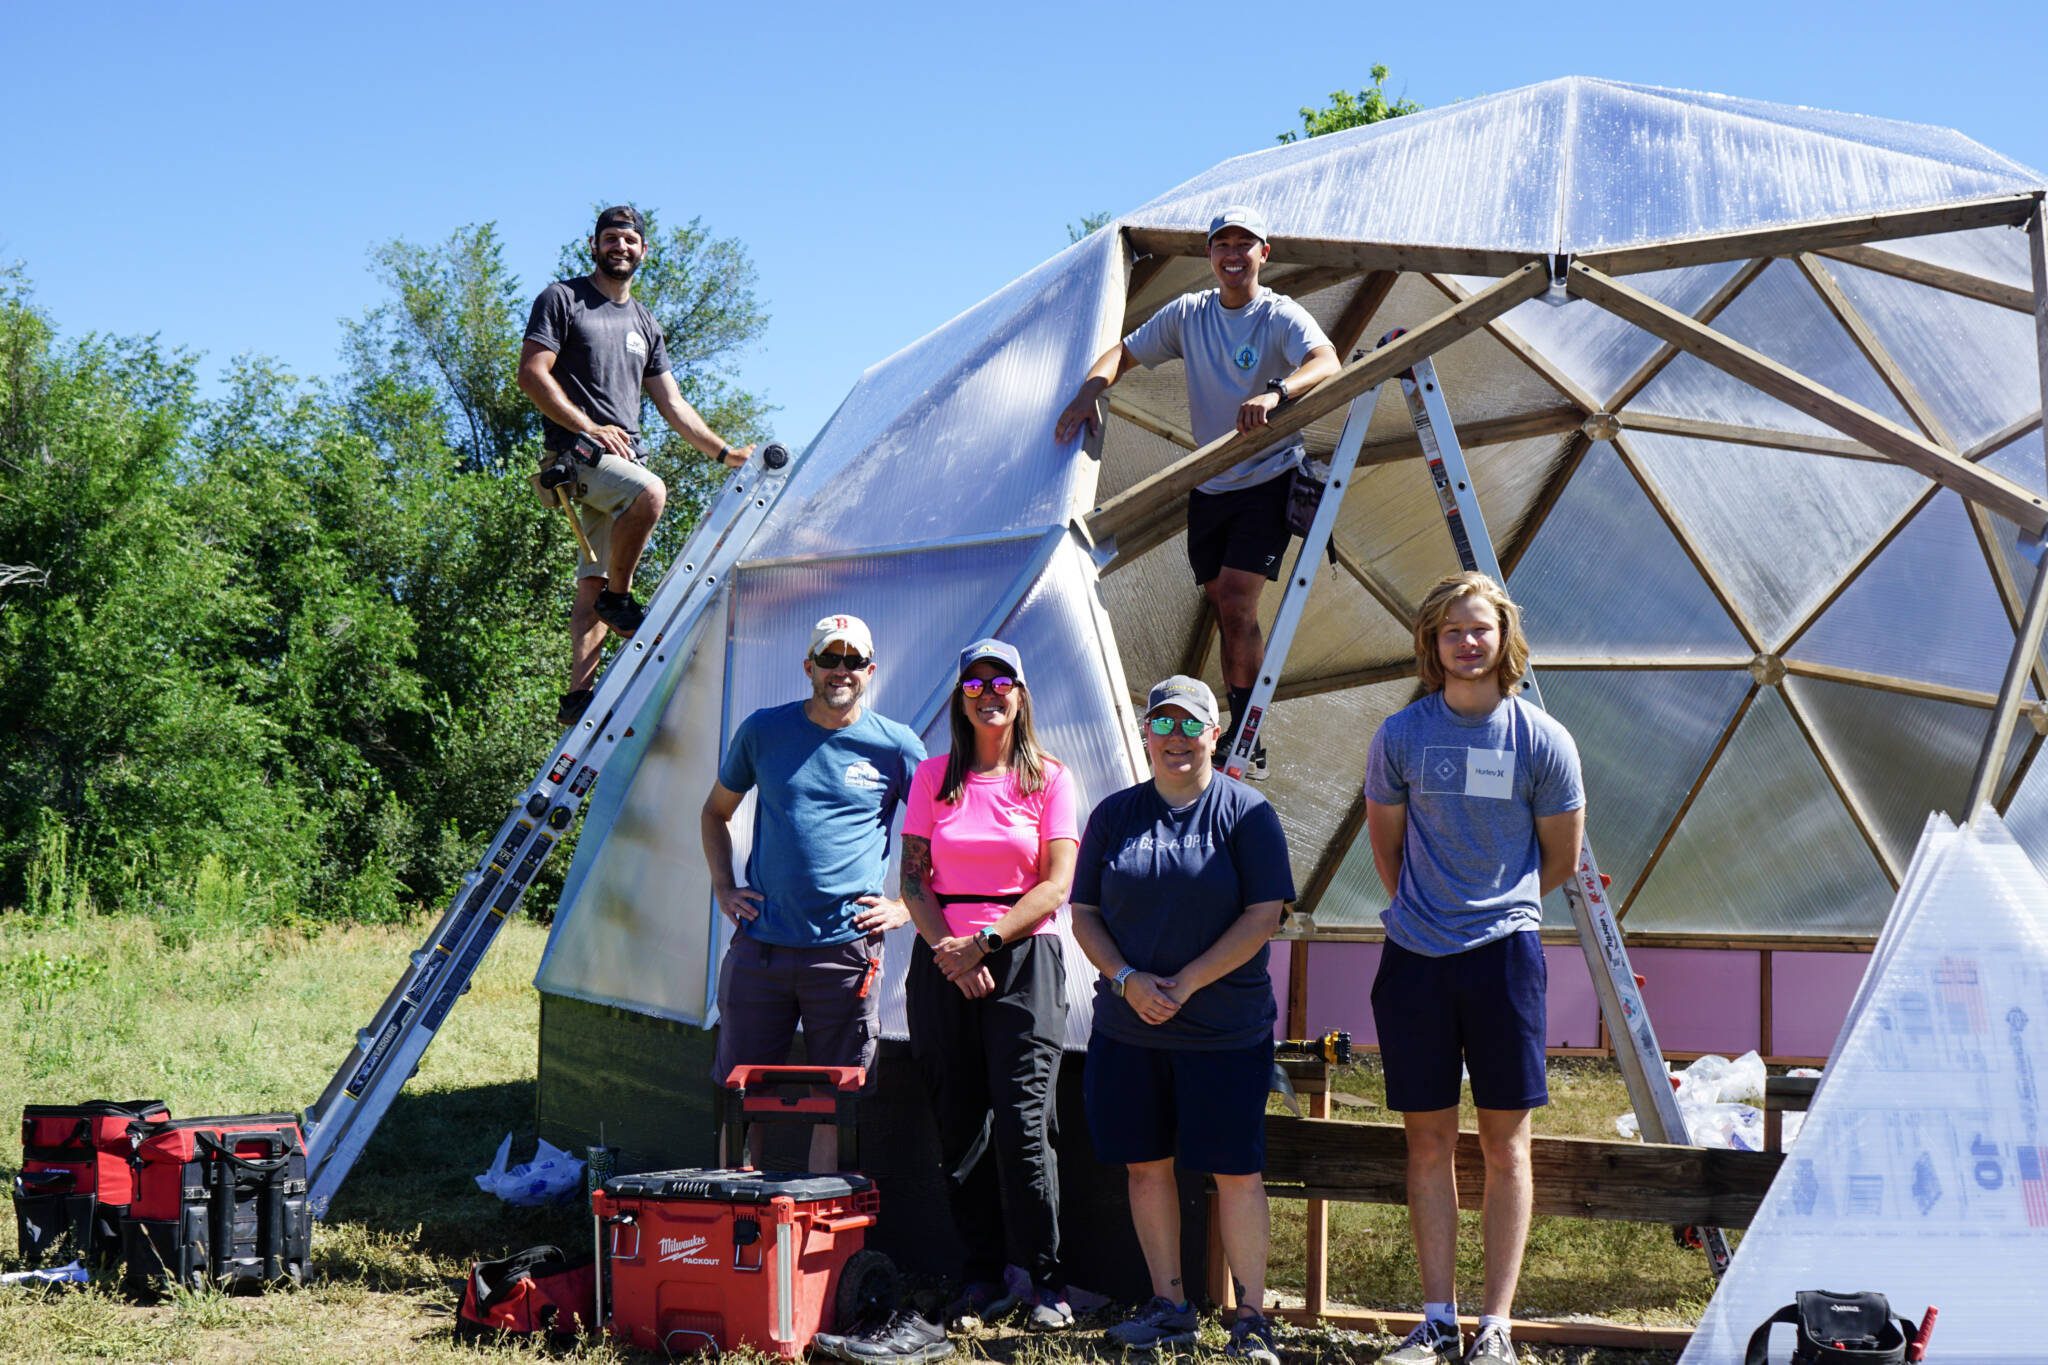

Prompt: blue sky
[{"left": 4, "top": 1, "right": 2043, "bottom": 451}]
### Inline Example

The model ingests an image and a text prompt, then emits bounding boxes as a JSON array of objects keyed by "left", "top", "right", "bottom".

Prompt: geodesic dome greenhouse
[{"left": 532, "top": 77, "right": 2048, "bottom": 1072}]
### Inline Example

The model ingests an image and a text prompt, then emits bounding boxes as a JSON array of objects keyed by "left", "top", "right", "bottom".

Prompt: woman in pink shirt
[{"left": 900, "top": 638, "right": 1080, "bottom": 1333}]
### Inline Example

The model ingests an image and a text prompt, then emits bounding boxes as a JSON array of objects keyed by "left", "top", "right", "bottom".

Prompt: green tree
[
  {"left": 1279, "top": 65, "right": 1421, "bottom": 143},
  {"left": 1067, "top": 211, "right": 1113, "bottom": 244}
]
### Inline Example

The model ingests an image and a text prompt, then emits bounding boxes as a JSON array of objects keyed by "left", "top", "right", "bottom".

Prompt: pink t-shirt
[{"left": 901, "top": 755, "right": 1081, "bottom": 937}]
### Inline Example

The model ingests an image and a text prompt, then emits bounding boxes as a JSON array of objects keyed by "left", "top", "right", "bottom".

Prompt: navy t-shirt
[{"left": 1073, "top": 776, "right": 1294, "bottom": 1050}]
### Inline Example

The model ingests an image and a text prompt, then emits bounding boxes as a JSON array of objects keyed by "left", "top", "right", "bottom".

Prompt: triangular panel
[
  {"left": 1980, "top": 427, "right": 2048, "bottom": 597},
  {"left": 1626, "top": 689, "right": 1894, "bottom": 935},
  {"left": 1680, "top": 816, "right": 2048, "bottom": 1363},
  {"left": 1790, "top": 490, "right": 2018, "bottom": 696},
  {"left": 1510, "top": 441, "right": 1746, "bottom": 655},
  {"left": 1625, "top": 431, "right": 1927, "bottom": 647}
]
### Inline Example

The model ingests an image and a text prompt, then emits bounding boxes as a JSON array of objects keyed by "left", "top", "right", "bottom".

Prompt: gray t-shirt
[
  {"left": 523, "top": 278, "right": 671, "bottom": 454},
  {"left": 1123, "top": 286, "right": 1332, "bottom": 493},
  {"left": 1363, "top": 692, "right": 1585, "bottom": 957}
]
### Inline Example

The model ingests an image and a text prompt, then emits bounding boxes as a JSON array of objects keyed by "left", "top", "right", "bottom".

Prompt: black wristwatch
[
  {"left": 1266, "top": 377, "right": 1291, "bottom": 402},
  {"left": 976, "top": 927, "right": 1004, "bottom": 956}
]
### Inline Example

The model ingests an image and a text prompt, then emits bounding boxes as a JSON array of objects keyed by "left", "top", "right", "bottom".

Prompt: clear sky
[{"left": 4, "top": 1, "right": 2043, "bottom": 452}]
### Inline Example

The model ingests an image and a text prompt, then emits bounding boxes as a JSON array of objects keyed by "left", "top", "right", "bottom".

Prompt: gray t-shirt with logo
[
  {"left": 1364, "top": 692, "right": 1585, "bottom": 957},
  {"left": 523, "top": 277, "right": 671, "bottom": 454},
  {"left": 1123, "top": 286, "right": 1332, "bottom": 493}
]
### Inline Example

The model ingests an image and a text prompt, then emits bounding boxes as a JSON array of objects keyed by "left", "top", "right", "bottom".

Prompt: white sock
[
  {"left": 1478, "top": 1314, "right": 1511, "bottom": 1336},
  {"left": 1424, "top": 1301, "right": 1458, "bottom": 1330}
]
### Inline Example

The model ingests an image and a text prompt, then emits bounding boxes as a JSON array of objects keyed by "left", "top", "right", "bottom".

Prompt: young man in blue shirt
[{"left": 1364, "top": 573, "right": 1585, "bottom": 1365}]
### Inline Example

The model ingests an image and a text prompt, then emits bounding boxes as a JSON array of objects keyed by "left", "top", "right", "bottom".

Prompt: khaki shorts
[{"left": 553, "top": 450, "right": 662, "bottom": 582}]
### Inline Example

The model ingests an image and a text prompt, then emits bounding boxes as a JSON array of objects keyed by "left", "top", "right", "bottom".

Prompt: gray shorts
[
  {"left": 550, "top": 449, "right": 662, "bottom": 582},
  {"left": 712, "top": 934, "right": 883, "bottom": 1093}
]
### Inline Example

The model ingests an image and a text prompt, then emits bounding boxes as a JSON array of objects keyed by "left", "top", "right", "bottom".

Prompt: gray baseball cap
[
  {"left": 1144, "top": 675, "right": 1219, "bottom": 728},
  {"left": 1207, "top": 205, "right": 1270, "bottom": 243},
  {"left": 959, "top": 637, "right": 1024, "bottom": 683}
]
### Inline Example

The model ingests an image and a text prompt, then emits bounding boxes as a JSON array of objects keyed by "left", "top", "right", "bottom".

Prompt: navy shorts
[
  {"left": 1186, "top": 474, "right": 1293, "bottom": 585},
  {"left": 1370, "top": 931, "right": 1548, "bottom": 1113},
  {"left": 1082, "top": 1031, "right": 1272, "bottom": 1175}
]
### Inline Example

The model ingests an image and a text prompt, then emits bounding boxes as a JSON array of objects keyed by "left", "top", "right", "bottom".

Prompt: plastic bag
[
  {"left": 1613, "top": 1051, "right": 1770, "bottom": 1149},
  {"left": 475, "top": 1133, "right": 585, "bottom": 1207}
]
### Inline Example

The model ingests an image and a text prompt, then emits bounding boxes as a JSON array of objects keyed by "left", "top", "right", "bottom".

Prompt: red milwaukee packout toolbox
[
  {"left": 13, "top": 1099, "right": 170, "bottom": 1266},
  {"left": 122, "top": 1114, "right": 312, "bottom": 1296}
]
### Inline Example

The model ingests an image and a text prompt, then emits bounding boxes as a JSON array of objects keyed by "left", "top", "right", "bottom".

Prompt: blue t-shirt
[
  {"left": 718, "top": 701, "right": 926, "bottom": 947},
  {"left": 1363, "top": 692, "right": 1585, "bottom": 957},
  {"left": 1072, "top": 776, "right": 1295, "bottom": 1050}
]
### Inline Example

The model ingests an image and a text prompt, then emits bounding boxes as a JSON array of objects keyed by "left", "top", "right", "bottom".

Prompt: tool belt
[
  {"left": 122, "top": 1114, "right": 312, "bottom": 1297},
  {"left": 1746, "top": 1291, "right": 1919, "bottom": 1364},
  {"left": 533, "top": 433, "right": 647, "bottom": 504},
  {"left": 13, "top": 1099, "right": 170, "bottom": 1266},
  {"left": 458, "top": 1244, "right": 596, "bottom": 1338}
]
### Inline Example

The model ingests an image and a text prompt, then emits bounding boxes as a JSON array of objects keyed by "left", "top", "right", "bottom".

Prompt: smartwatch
[
  {"left": 1265, "top": 377, "right": 1291, "bottom": 402},
  {"left": 1110, "top": 965, "right": 1137, "bottom": 997},
  {"left": 975, "top": 927, "right": 1004, "bottom": 956}
]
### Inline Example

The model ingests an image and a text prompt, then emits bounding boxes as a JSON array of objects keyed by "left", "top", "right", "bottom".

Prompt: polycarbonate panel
[
  {"left": 2000, "top": 744, "right": 2048, "bottom": 884},
  {"left": 1097, "top": 401, "right": 1198, "bottom": 504},
  {"left": 1632, "top": 259, "right": 1921, "bottom": 439},
  {"left": 537, "top": 586, "right": 732, "bottom": 1024},
  {"left": 1623, "top": 431, "right": 1927, "bottom": 647},
  {"left": 1785, "top": 674, "right": 2035, "bottom": 867},
  {"left": 1978, "top": 427, "right": 2048, "bottom": 594},
  {"left": 1625, "top": 690, "right": 1895, "bottom": 935},
  {"left": 1262, "top": 682, "right": 1419, "bottom": 899},
  {"left": 1538, "top": 668, "right": 1754, "bottom": 900},
  {"left": 1248, "top": 544, "right": 1414, "bottom": 686},
  {"left": 1095, "top": 529, "right": 1205, "bottom": 696},
  {"left": 1865, "top": 225, "right": 2038, "bottom": 292},
  {"left": 754, "top": 229, "right": 1123, "bottom": 558},
  {"left": 1510, "top": 441, "right": 1747, "bottom": 654},
  {"left": 1790, "top": 490, "right": 2017, "bottom": 695},
  {"left": 1825, "top": 258, "right": 2041, "bottom": 451}
]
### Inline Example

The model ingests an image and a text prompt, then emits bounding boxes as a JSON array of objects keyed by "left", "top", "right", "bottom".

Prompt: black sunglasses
[{"left": 812, "top": 650, "right": 872, "bottom": 671}]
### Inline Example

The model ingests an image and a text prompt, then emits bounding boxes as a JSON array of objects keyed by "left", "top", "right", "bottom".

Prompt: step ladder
[
  {"left": 1222, "top": 340, "right": 1732, "bottom": 1275},
  {"left": 301, "top": 443, "right": 795, "bottom": 1215}
]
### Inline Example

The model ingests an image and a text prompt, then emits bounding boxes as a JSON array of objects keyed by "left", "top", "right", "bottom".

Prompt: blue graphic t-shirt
[
  {"left": 718, "top": 701, "right": 926, "bottom": 947},
  {"left": 1364, "top": 693, "right": 1584, "bottom": 957},
  {"left": 1073, "top": 776, "right": 1294, "bottom": 1050}
]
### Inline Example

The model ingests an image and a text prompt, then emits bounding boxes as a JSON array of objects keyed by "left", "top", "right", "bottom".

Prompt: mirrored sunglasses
[
  {"left": 960, "top": 676, "right": 1018, "bottom": 698},
  {"left": 1147, "top": 716, "right": 1209, "bottom": 737}
]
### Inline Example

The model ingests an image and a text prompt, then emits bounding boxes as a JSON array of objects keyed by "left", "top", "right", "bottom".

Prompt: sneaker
[
  {"left": 556, "top": 688, "right": 594, "bottom": 727},
  {"left": 834, "top": 1308, "right": 956, "bottom": 1363},
  {"left": 1226, "top": 1311, "right": 1281, "bottom": 1365},
  {"left": 1461, "top": 1323, "right": 1516, "bottom": 1365},
  {"left": 593, "top": 588, "right": 644, "bottom": 639},
  {"left": 941, "top": 1279, "right": 1019, "bottom": 1329},
  {"left": 1378, "top": 1318, "right": 1461, "bottom": 1365},
  {"left": 1103, "top": 1296, "right": 1198, "bottom": 1351},
  {"left": 1245, "top": 742, "right": 1270, "bottom": 781},
  {"left": 1025, "top": 1285, "right": 1074, "bottom": 1332}
]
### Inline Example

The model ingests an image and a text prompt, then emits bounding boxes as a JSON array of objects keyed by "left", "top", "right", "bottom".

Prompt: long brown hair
[
  {"left": 940, "top": 677, "right": 1052, "bottom": 804},
  {"left": 1412, "top": 571, "right": 1531, "bottom": 694}
]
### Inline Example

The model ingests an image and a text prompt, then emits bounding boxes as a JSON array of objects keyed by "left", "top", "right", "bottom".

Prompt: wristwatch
[
  {"left": 1265, "top": 377, "right": 1291, "bottom": 402},
  {"left": 1110, "top": 965, "right": 1137, "bottom": 997},
  {"left": 975, "top": 927, "right": 1004, "bottom": 956}
]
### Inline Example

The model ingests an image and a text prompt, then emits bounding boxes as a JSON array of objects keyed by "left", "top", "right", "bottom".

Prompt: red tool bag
[
  {"left": 121, "top": 1115, "right": 312, "bottom": 1296},
  {"left": 13, "top": 1099, "right": 170, "bottom": 1266},
  {"left": 457, "top": 1245, "right": 597, "bottom": 1339}
]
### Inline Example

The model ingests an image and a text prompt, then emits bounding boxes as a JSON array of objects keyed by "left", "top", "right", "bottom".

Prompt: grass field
[{"left": 0, "top": 908, "right": 1702, "bottom": 1363}]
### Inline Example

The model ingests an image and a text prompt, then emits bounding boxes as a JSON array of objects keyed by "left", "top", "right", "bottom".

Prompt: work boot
[
  {"left": 1378, "top": 1318, "right": 1461, "bottom": 1365},
  {"left": 835, "top": 1308, "right": 955, "bottom": 1363},
  {"left": 593, "top": 588, "right": 644, "bottom": 639},
  {"left": 1103, "top": 1296, "right": 1198, "bottom": 1351},
  {"left": 1226, "top": 1311, "right": 1282, "bottom": 1365},
  {"left": 556, "top": 689, "right": 594, "bottom": 727},
  {"left": 1461, "top": 1323, "right": 1516, "bottom": 1365}
]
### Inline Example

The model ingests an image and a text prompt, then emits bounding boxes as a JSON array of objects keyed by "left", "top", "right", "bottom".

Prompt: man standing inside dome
[{"left": 1054, "top": 206, "right": 1339, "bottom": 779}]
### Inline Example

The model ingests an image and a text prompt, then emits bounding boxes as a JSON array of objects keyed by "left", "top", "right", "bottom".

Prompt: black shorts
[
  {"left": 1082, "top": 1031, "right": 1273, "bottom": 1175},
  {"left": 1370, "top": 931, "right": 1549, "bottom": 1113},
  {"left": 1186, "top": 473, "right": 1294, "bottom": 585}
]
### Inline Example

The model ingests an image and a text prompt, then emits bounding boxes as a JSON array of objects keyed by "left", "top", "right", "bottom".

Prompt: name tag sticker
[{"left": 1465, "top": 747, "right": 1514, "bottom": 800}]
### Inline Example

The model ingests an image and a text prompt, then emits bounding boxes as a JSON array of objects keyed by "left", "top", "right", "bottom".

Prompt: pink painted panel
[
  {"left": 1287, "top": 940, "right": 1603, "bottom": 1050},
  {"left": 1632, "top": 948, "right": 1760, "bottom": 1055},
  {"left": 1543, "top": 946, "right": 1602, "bottom": 1050},
  {"left": 1268, "top": 941, "right": 1292, "bottom": 1040},
  {"left": 1772, "top": 951, "right": 1870, "bottom": 1059}
]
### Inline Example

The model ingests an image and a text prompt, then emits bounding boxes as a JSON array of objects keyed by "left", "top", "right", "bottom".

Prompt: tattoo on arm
[{"left": 900, "top": 836, "right": 934, "bottom": 909}]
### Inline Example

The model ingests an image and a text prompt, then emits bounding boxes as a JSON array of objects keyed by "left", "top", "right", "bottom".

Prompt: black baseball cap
[{"left": 595, "top": 205, "right": 646, "bottom": 238}]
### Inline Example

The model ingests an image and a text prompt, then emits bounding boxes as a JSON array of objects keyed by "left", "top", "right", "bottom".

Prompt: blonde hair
[{"left": 1412, "top": 572, "right": 1530, "bottom": 694}]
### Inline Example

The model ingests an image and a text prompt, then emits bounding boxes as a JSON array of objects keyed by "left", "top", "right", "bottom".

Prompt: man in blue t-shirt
[
  {"left": 1054, "top": 206, "right": 1340, "bottom": 778},
  {"left": 1363, "top": 573, "right": 1585, "bottom": 1365},
  {"left": 700, "top": 613, "right": 926, "bottom": 1170},
  {"left": 1070, "top": 675, "right": 1293, "bottom": 1365}
]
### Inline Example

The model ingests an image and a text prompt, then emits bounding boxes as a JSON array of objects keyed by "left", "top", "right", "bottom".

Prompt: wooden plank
[
  {"left": 1123, "top": 227, "right": 1535, "bottom": 279},
  {"left": 1088, "top": 263, "right": 1551, "bottom": 543},
  {"left": 1967, "top": 408, "right": 2045, "bottom": 462},
  {"left": 1107, "top": 395, "right": 1197, "bottom": 450},
  {"left": 1180, "top": 598, "right": 1220, "bottom": 679},
  {"left": 1819, "top": 242, "right": 2034, "bottom": 313},
  {"left": 1272, "top": 1308, "right": 1692, "bottom": 1353},
  {"left": 1524, "top": 655, "right": 1754, "bottom": 669},
  {"left": 1124, "top": 246, "right": 1173, "bottom": 301},
  {"left": 1568, "top": 262, "right": 2048, "bottom": 536},
  {"left": 2033, "top": 206, "right": 2048, "bottom": 486},
  {"left": 1353, "top": 407, "right": 1585, "bottom": 468},
  {"left": 1576, "top": 193, "right": 2040, "bottom": 277},
  {"left": 1124, "top": 263, "right": 1359, "bottom": 333},
  {"left": 1329, "top": 535, "right": 1418, "bottom": 627},
  {"left": 1329, "top": 270, "right": 1401, "bottom": 360},
  {"left": 1795, "top": 253, "right": 1956, "bottom": 449},
  {"left": 1759, "top": 949, "right": 1775, "bottom": 1060},
  {"left": 1274, "top": 660, "right": 1417, "bottom": 701},
  {"left": 1426, "top": 273, "right": 1599, "bottom": 412},
  {"left": 1780, "top": 657, "right": 2005, "bottom": 709},
  {"left": 1613, "top": 432, "right": 1766, "bottom": 650},
  {"left": 1619, "top": 409, "right": 1886, "bottom": 462},
  {"left": 1302, "top": 1076, "right": 1329, "bottom": 1318},
  {"left": 1607, "top": 257, "right": 1770, "bottom": 411},
  {"left": 1262, "top": 1115, "right": 1782, "bottom": 1227}
]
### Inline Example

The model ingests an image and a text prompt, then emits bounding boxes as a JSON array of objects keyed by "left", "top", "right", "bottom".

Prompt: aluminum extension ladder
[
  {"left": 300, "top": 443, "right": 795, "bottom": 1215},
  {"left": 1221, "top": 338, "right": 1732, "bottom": 1276}
]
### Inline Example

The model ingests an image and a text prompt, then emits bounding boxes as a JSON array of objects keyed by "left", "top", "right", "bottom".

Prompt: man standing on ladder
[
  {"left": 517, "top": 204, "right": 754, "bottom": 727},
  {"left": 1054, "top": 206, "right": 1338, "bottom": 777},
  {"left": 1364, "top": 572, "right": 1585, "bottom": 1365}
]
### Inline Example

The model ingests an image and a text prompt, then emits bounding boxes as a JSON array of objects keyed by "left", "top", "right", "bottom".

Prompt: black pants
[{"left": 905, "top": 934, "right": 1068, "bottom": 1286}]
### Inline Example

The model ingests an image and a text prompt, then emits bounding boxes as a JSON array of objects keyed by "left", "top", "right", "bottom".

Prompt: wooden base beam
[{"left": 1272, "top": 1307, "right": 1693, "bottom": 1353}]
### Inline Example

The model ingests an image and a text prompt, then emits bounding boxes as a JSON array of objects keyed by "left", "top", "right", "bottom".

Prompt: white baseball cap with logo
[{"left": 809, "top": 613, "right": 874, "bottom": 659}]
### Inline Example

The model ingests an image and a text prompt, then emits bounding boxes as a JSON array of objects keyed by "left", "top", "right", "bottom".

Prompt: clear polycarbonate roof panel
[
  {"left": 1538, "top": 667, "right": 1754, "bottom": 902},
  {"left": 1622, "top": 431, "right": 1928, "bottom": 647},
  {"left": 753, "top": 230, "right": 1123, "bottom": 558},
  {"left": 1260, "top": 682, "right": 1418, "bottom": 898},
  {"left": 1509, "top": 441, "right": 1747, "bottom": 656},
  {"left": 1788, "top": 490, "right": 2016, "bottom": 696},
  {"left": 1624, "top": 689, "right": 1896, "bottom": 935},
  {"left": 1878, "top": 224, "right": 2037, "bottom": 291},
  {"left": 1563, "top": 81, "right": 2041, "bottom": 255},
  {"left": 1979, "top": 428, "right": 2048, "bottom": 595},
  {"left": 1820, "top": 257, "right": 2042, "bottom": 452},
  {"left": 1630, "top": 259, "right": 1922, "bottom": 439},
  {"left": 537, "top": 586, "right": 733, "bottom": 1025},
  {"left": 1097, "top": 402, "right": 1197, "bottom": 504},
  {"left": 1254, "top": 547, "right": 1415, "bottom": 686},
  {"left": 1784, "top": 674, "right": 2035, "bottom": 868},
  {"left": 1095, "top": 531, "right": 1204, "bottom": 697}
]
